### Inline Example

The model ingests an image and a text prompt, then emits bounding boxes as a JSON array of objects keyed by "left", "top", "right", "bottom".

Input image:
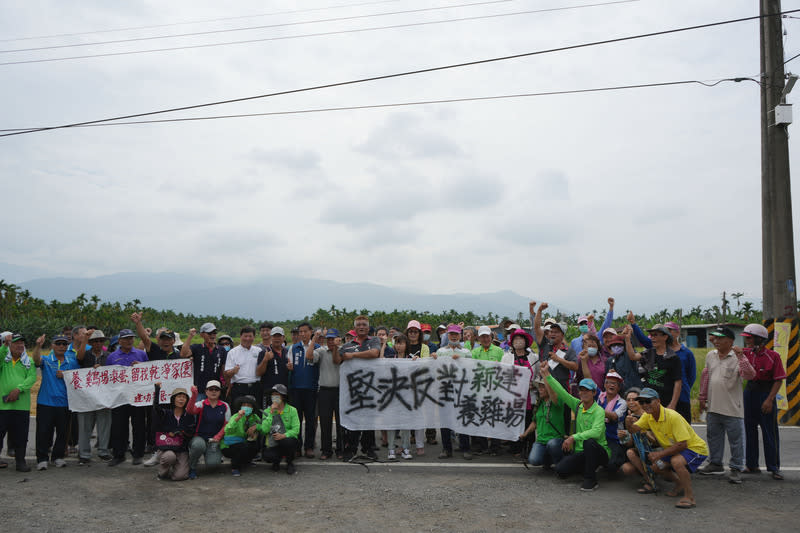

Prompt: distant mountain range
[{"left": 13, "top": 271, "right": 536, "bottom": 321}]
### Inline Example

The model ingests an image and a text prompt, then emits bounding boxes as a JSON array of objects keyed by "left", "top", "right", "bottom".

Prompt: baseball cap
[
  {"left": 637, "top": 388, "right": 659, "bottom": 400},
  {"left": 578, "top": 378, "right": 597, "bottom": 391},
  {"left": 477, "top": 325, "right": 492, "bottom": 337},
  {"left": 577, "top": 315, "right": 589, "bottom": 324},
  {"left": 664, "top": 321, "right": 681, "bottom": 331},
  {"left": 270, "top": 327, "right": 285, "bottom": 336},
  {"left": 118, "top": 329, "right": 135, "bottom": 338},
  {"left": 158, "top": 329, "right": 175, "bottom": 339},
  {"left": 607, "top": 335, "right": 625, "bottom": 346},
  {"left": 205, "top": 380, "right": 222, "bottom": 390},
  {"left": 326, "top": 328, "right": 340, "bottom": 338},
  {"left": 605, "top": 371, "right": 624, "bottom": 383},
  {"left": 647, "top": 324, "right": 671, "bottom": 337},
  {"left": 271, "top": 384, "right": 288, "bottom": 396},
  {"left": 505, "top": 323, "right": 521, "bottom": 331},
  {"left": 602, "top": 327, "right": 617, "bottom": 337},
  {"left": 437, "top": 324, "right": 447, "bottom": 331},
  {"left": 347, "top": 330, "right": 356, "bottom": 337},
  {"left": 543, "top": 318, "right": 557, "bottom": 326},
  {"left": 406, "top": 320, "right": 422, "bottom": 331},
  {"left": 551, "top": 322, "right": 567, "bottom": 335},
  {"left": 218, "top": 334, "right": 233, "bottom": 343},
  {"left": 421, "top": 323, "right": 433, "bottom": 332},
  {"left": 709, "top": 326, "right": 735, "bottom": 340},
  {"left": 11, "top": 333, "right": 25, "bottom": 343},
  {"left": 199, "top": 323, "right": 217, "bottom": 333},
  {"left": 52, "top": 335, "right": 69, "bottom": 343},
  {"left": 446, "top": 324, "right": 462, "bottom": 334}
]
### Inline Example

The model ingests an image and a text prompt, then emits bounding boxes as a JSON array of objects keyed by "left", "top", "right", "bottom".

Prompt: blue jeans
[
  {"left": 528, "top": 438, "right": 563, "bottom": 466},
  {"left": 707, "top": 412, "right": 745, "bottom": 470}
]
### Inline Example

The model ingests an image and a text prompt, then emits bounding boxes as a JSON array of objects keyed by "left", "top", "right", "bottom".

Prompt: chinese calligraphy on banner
[
  {"left": 62, "top": 359, "right": 194, "bottom": 412},
  {"left": 339, "top": 358, "right": 530, "bottom": 441}
]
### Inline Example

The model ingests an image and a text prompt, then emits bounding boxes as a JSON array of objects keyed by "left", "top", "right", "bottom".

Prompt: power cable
[
  {"left": 0, "top": 0, "right": 527, "bottom": 54},
  {"left": 0, "top": 78, "right": 758, "bottom": 133},
  {"left": 0, "top": 1, "right": 639, "bottom": 66},
  {"left": 1, "top": 9, "right": 795, "bottom": 138},
  {"left": 0, "top": 0, "right": 406, "bottom": 42}
]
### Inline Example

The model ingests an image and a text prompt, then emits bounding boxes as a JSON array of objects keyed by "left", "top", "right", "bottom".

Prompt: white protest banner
[
  {"left": 62, "top": 359, "right": 194, "bottom": 412},
  {"left": 339, "top": 357, "right": 530, "bottom": 441}
]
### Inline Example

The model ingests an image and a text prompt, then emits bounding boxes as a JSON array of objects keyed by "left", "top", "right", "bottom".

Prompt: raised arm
[
  {"left": 32, "top": 334, "right": 46, "bottom": 366},
  {"left": 532, "top": 301, "right": 547, "bottom": 345},
  {"left": 621, "top": 325, "right": 642, "bottom": 361},
  {"left": 180, "top": 328, "right": 196, "bottom": 358},
  {"left": 131, "top": 312, "right": 152, "bottom": 352}
]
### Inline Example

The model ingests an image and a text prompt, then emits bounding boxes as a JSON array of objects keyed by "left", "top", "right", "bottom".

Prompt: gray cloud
[{"left": 355, "top": 112, "right": 463, "bottom": 160}]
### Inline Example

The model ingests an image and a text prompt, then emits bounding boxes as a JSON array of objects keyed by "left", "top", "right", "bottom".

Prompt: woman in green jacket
[
  {"left": 260, "top": 384, "right": 300, "bottom": 475},
  {"left": 540, "top": 365, "right": 610, "bottom": 491},
  {"left": 220, "top": 394, "right": 261, "bottom": 476}
]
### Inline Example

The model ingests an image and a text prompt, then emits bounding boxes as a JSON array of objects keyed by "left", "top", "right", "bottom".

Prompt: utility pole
[{"left": 760, "top": 0, "right": 797, "bottom": 320}]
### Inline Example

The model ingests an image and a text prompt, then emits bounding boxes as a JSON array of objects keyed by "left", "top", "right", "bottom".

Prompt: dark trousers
[
  {"left": 290, "top": 388, "right": 317, "bottom": 451},
  {"left": 230, "top": 382, "right": 263, "bottom": 406},
  {"left": 111, "top": 404, "right": 147, "bottom": 460},
  {"left": 263, "top": 437, "right": 299, "bottom": 465},
  {"left": 318, "top": 387, "right": 343, "bottom": 455},
  {"left": 606, "top": 439, "right": 625, "bottom": 472},
  {"left": 441, "top": 428, "right": 470, "bottom": 452},
  {"left": 67, "top": 411, "right": 79, "bottom": 447},
  {"left": 35, "top": 404, "right": 70, "bottom": 463},
  {"left": 345, "top": 428, "right": 375, "bottom": 456},
  {"left": 221, "top": 440, "right": 260, "bottom": 469},
  {"left": 744, "top": 386, "right": 781, "bottom": 472},
  {"left": 0, "top": 409, "right": 30, "bottom": 465},
  {"left": 554, "top": 438, "right": 609, "bottom": 483},
  {"left": 676, "top": 401, "right": 692, "bottom": 423},
  {"left": 145, "top": 408, "right": 155, "bottom": 448}
]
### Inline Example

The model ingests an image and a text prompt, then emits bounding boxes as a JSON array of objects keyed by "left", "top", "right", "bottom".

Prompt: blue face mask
[
  {"left": 578, "top": 324, "right": 589, "bottom": 333},
  {"left": 223, "top": 345, "right": 231, "bottom": 352},
  {"left": 611, "top": 345, "right": 624, "bottom": 355},
  {"left": 242, "top": 406, "right": 253, "bottom": 416},
  {"left": 587, "top": 347, "right": 598, "bottom": 356},
  {"left": 423, "top": 334, "right": 431, "bottom": 342}
]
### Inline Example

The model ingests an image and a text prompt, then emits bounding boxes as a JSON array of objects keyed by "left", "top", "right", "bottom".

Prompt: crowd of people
[{"left": 0, "top": 299, "right": 788, "bottom": 509}]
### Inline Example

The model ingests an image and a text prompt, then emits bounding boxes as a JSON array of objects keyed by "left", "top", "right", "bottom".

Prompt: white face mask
[{"left": 271, "top": 395, "right": 281, "bottom": 405}]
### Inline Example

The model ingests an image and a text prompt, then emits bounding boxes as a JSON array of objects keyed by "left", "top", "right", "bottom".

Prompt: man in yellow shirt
[{"left": 625, "top": 388, "right": 708, "bottom": 509}]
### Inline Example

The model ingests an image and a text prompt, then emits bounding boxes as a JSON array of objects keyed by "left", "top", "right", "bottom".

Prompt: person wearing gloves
[
  {"left": 260, "top": 384, "right": 300, "bottom": 475},
  {"left": 0, "top": 333, "right": 37, "bottom": 471},
  {"left": 186, "top": 379, "right": 230, "bottom": 479},
  {"left": 541, "top": 364, "right": 610, "bottom": 491},
  {"left": 220, "top": 394, "right": 261, "bottom": 476},
  {"left": 152, "top": 383, "right": 196, "bottom": 481}
]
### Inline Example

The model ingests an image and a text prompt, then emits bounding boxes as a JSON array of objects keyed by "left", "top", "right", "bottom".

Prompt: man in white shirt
[{"left": 224, "top": 326, "right": 264, "bottom": 405}]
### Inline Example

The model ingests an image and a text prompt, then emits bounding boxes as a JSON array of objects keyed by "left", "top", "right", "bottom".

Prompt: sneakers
[
  {"left": 54, "top": 458, "right": 67, "bottom": 468},
  {"left": 98, "top": 454, "right": 113, "bottom": 462},
  {"left": 401, "top": 448, "right": 413, "bottom": 460},
  {"left": 463, "top": 451, "right": 473, "bottom": 460},
  {"left": 342, "top": 452, "right": 353, "bottom": 463},
  {"left": 388, "top": 450, "right": 397, "bottom": 461},
  {"left": 698, "top": 462, "right": 725, "bottom": 475},
  {"left": 143, "top": 453, "right": 159, "bottom": 467},
  {"left": 231, "top": 469, "right": 241, "bottom": 476},
  {"left": 366, "top": 450, "right": 378, "bottom": 461},
  {"left": 108, "top": 457, "right": 125, "bottom": 467},
  {"left": 37, "top": 461, "right": 48, "bottom": 471},
  {"left": 16, "top": 462, "right": 31, "bottom": 472},
  {"left": 728, "top": 469, "right": 742, "bottom": 484},
  {"left": 156, "top": 473, "right": 169, "bottom": 481},
  {"left": 188, "top": 468, "right": 197, "bottom": 480},
  {"left": 286, "top": 463, "right": 296, "bottom": 475},
  {"left": 580, "top": 480, "right": 599, "bottom": 491},
  {"left": 78, "top": 458, "right": 92, "bottom": 466},
  {"left": 438, "top": 450, "right": 452, "bottom": 459}
]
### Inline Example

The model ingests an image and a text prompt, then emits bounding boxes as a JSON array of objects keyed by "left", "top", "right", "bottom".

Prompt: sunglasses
[
  {"left": 636, "top": 398, "right": 653, "bottom": 404},
  {"left": 53, "top": 341, "right": 68, "bottom": 346}
]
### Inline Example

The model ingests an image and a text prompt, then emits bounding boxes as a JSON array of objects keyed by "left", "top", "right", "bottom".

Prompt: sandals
[
  {"left": 675, "top": 498, "right": 696, "bottom": 509},
  {"left": 637, "top": 484, "right": 657, "bottom": 494}
]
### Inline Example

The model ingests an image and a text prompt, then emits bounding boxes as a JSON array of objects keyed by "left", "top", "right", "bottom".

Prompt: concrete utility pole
[{"left": 760, "top": 0, "right": 797, "bottom": 319}]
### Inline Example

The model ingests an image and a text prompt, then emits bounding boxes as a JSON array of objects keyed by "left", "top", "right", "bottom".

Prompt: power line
[
  {"left": 0, "top": 0, "right": 405, "bottom": 42},
  {"left": 1, "top": 9, "right": 795, "bottom": 139},
  {"left": 0, "top": 0, "right": 638, "bottom": 66},
  {"left": 0, "top": 78, "right": 759, "bottom": 133},
  {"left": 785, "top": 50, "right": 800, "bottom": 64},
  {"left": 0, "top": 0, "right": 523, "bottom": 54}
]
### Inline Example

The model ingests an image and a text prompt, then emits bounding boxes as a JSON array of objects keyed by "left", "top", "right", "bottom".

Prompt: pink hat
[
  {"left": 665, "top": 321, "right": 680, "bottom": 331},
  {"left": 406, "top": 320, "right": 422, "bottom": 331},
  {"left": 509, "top": 328, "right": 533, "bottom": 347},
  {"left": 446, "top": 324, "right": 462, "bottom": 334},
  {"left": 577, "top": 315, "right": 589, "bottom": 324},
  {"left": 602, "top": 327, "right": 617, "bottom": 337},
  {"left": 347, "top": 330, "right": 356, "bottom": 337}
]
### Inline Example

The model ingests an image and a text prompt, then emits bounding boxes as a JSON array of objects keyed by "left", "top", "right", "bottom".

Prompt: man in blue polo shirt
[
  {"left": 288, "top": 322, "right": 320, "bottom": 458},
  {"left": 107, "top": 329, "right": 149, "bottom": 466},
  {"left": 31, "top": 333, "right": 81, "bottom": 470}
]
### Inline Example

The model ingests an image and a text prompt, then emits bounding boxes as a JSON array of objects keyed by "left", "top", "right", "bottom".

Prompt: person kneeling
[
  {"left": 260, "top": 384, "right": 300, "bottom": 475},
  {"left": 625, "top": 388, "right": 709, "bottom": 509},
  {"left": 152, "top": 383, "right": 196, "bottom": 481}
]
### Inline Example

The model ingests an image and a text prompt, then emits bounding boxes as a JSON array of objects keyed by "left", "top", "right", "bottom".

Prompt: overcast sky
[{"left": 2, "top": 0, "right": 800, "bottom": 315}]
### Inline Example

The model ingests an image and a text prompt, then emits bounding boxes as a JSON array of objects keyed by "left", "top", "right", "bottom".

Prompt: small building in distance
[{"left": 680, "top": 323, "right": 747, "bottom": 348}]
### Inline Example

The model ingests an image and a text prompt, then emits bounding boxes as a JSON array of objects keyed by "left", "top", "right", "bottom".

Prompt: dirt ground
[{"left": 2, "top": 426, "right": 798, "bottom": 532}]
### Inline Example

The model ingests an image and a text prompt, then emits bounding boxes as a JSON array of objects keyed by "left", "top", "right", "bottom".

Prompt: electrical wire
[
  {"left": 0, "top": 0, "right": 639, "bottom": 66},
  {"left": 0, "top": 78, "right": 759, "bottom": 133},
  {"left": 785, "top": 50, "right": 800, "bottom": 64},
  {"left": 0, "top": 0, "right": 527, "bottom": 54},
  {"left": 1, "top": 9, "right": 795, "bottom": 139},
  {"left": 0, "top": 0, "right": 406, "bottom": 42}
]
